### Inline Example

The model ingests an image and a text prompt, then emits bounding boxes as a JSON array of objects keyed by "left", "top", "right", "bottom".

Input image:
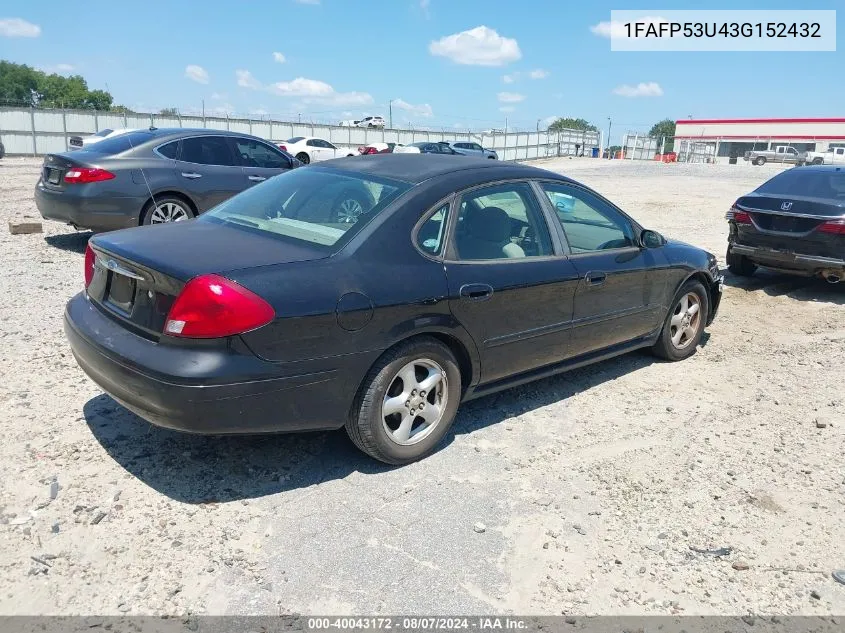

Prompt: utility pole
[
  {"left": 606, "top": 117, "right": 612, "bottom": 156},
  {"left": 389, "top": 100, "right": 393, "bottom": 129},
  {"left": 536, "top": 119, "right": 541, "bottom": 132},
  {"left": 202, "top": 99, "right": 205, "bottom": 118}
]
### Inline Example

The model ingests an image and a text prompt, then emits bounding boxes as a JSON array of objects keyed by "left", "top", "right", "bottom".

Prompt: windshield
[
  {"left": 287, "top": 137, "right": 305, "bottom": 143},
  {"left": 757, "top": 169, "right": 845, "bottom": 200},
  {"left": 201, "top": 167, "right": 411, "bottom": 249}
]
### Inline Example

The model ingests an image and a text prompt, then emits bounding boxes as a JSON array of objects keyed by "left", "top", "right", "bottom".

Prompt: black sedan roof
[{"left": 322, "top": 153, "right": 570, "bottom": 185}]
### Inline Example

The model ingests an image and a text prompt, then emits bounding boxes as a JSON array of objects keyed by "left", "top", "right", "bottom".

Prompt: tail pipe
[{"left": 822, "top": 270, "right": 841, "bottom": 284}]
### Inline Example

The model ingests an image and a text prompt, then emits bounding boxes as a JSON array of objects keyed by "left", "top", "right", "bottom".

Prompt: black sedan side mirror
[{"left": 640, "top": 229, "right": 665, "bottom": 248}]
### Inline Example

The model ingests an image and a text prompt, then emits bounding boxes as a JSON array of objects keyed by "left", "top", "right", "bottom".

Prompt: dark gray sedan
[{"left": 35, "top": 128, "right": 299, "bottom": 232}]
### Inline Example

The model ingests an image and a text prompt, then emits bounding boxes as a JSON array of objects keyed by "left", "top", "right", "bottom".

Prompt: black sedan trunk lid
[{"left": 88, "top": 221, "right": 328, "bottom": 338}]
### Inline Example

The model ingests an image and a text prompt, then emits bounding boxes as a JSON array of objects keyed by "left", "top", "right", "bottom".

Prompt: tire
[
  {"left": 140, "top": 196, "right": 194, "bottom": 226},
  {"left": 726, "top": 246, "right": 757, "bottom": 277},
  {"left": 346, "top": 337, "right": 462, "bottom": 465},
  {"left": 296, "top": 152, "right": 310, "bottom": 165},
  {"left": 651, "top": 280, "right": 709, "bottom": 362},
  {"left": 754, "top": 156, "right": 766, "bottom": 166},
  {"left": 812, "top": 157, "right": 824, "bottom": 165}
]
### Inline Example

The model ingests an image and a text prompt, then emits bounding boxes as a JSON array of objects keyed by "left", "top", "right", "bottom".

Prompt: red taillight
[
  {"left": 64, "top": 167, "right": 115, "bottom": 184},
  {"left": 726, "top": 205, "right": 752, "bottom": 224},
  {"left": 819, "top": 220, "right": 845, "bottom": 235},
  {"left": 278, "top": 144, "right": 287, "bottom": 152},
  {"left": 84, "top": 244, "right": 96, "bottom": 288},
  {"left": 378, "top": 148, "right": 390, "bottom": 153},
  {"left": 360, "top": 147, "right": 378, "bottom": 154},
  {"left": 164, "top": 274, "right": 274, "bottom": 338}
]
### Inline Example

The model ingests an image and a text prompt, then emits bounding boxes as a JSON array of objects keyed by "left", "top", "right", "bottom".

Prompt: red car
[{"left": 358, "top": 142, "right": 403, "bottom": 155}]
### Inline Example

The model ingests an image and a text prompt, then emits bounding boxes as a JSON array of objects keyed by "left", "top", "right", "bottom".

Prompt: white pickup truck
[{"left": 802, "top": 146, "right": 845, "bottom": 165}]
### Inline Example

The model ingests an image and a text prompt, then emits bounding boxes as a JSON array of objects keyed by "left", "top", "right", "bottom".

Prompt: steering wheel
[{"left": 596, "top": 238, "right": 631, "bottom": 250}]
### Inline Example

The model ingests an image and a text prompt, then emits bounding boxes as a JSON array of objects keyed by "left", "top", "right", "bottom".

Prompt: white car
[
  {"left": 277, "top": 137, "right": 360, "bottom": 164},
  {"left": 356, "top": 116, "right": 385, "bottom": 128},
  {"left": 68, "top": 128, "right": 135, "bottom": 150}
]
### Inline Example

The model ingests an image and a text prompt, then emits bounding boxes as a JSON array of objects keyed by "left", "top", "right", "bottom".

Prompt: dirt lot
[{"left": 0, "top": 156, "right": 843, "bottom": 616}]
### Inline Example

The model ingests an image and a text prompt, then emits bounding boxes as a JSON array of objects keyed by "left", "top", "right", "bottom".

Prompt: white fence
[{"left": 0, "top": 107, "right": 600, "bottom": 162}]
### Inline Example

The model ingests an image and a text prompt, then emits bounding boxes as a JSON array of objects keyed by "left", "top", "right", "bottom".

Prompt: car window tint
[
  {"left": 156, "top": 141, "right": 179, "bottom": 159},
  {"left": 181, "top": 136, "right": 237, "bottom": 166},
  {"left": 757, "top": 170, "right": 845, "bottom": 199},
  {"left": 233, "top": 138, "right": 290, "bottom": 169},
  {"left": 541, "top": 183, "right": 635, "bottom": 253},
  {"left": 417, "top": 203, "right": 450, "bottom": 256},
  {"left": 454, "top": 183, "right": 552, "bottom": 260},
  {"left": 473, "top": 143, "right": 483, "bottom": 151},
  {"left": 77, "top": 131, "right": 153, "bottom": 155}
]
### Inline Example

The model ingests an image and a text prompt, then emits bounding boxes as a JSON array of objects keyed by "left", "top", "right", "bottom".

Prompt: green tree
[
  {"left": 0, "top": 60, "right": 40, "bottom": 105},
  {"left": 0, "top": 60, "right": 114, "bottom": 109},
  {"left": 648, "top": 118, "right": 676, "bottom": 152},
  {"left": 110, "top": 104, "right": 135, "bottom": 114},
  {"left": 548, "top": 117, "right": 598, "bottom": 132},
  {"left": 159, "top": 107, "right": 179, "bottom": 116}
]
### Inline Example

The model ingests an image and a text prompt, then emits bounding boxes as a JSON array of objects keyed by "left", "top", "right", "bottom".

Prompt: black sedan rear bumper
[
  {"left": 64, "top": 292, "right": 371, "bottom": 434},
  {"left": 729, "top": 243, "right": 845, "bottom": 277}
]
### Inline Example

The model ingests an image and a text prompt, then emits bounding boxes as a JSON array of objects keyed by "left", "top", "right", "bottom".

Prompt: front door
[
  {"left": 175, "top": 135, "right": 245, "bottom": 212},
  {"left": 443, "top": 181, "right": 581, "bottom": 385},
  {"left": 229, "top": 137, "right": 294, "bottom": 187},
  {"left": 538, "top": 181, "right": 665, "bottom": 357}
]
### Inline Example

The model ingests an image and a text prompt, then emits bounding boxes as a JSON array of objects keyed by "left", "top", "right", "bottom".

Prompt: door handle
[
  {"left": 459, "top": 283, "right": 494, "bottom": 301},
  {"left": 247, "top": 175, "right": 266, "bottom": 182},
  {"left": 181, "top": 172, "right": 202, "bottom": 179},
  {"left": 585, "top": 271, "right": 607, "bottom": 286}
]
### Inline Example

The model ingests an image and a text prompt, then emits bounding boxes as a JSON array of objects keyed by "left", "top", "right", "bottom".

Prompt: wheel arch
[
  {"left": 139, "top": 191, "right": 198, "bottom": 225},
  {"left": 675, "top": 270, "right": 716, "bottom": 323}
]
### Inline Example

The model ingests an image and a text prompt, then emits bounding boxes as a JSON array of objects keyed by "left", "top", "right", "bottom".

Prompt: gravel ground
[{"left": 0, "top": 156, "right": 843, "bottom": 616}]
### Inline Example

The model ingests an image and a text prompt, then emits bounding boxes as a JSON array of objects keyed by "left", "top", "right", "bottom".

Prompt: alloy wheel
[
  {"left": 669, "top": 292, "right": 701, "bottom": 350},
  {"left": 381, "top": 358, "right": 447, "bottom": 446},
  {"left": 150, "top": 202, "right": 190, "bottom": 224},
  {"left": 337, "top": 198, "right": 364, "bottom": 223}
]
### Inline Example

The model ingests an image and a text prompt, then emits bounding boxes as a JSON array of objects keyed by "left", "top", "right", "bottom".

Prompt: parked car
[
  {"left": 445, "top": 141, "right": 498, "bottom": 160},
  {"left": 68, "top": 128, "right": 135, "bottom": 151},
  {"left": 277, "top": 137, "right": 359, "bottom": 164},
  {"left": 64, "top": 154, "right": 722, "bottom": 465},
  {"left": 802, "top": 146, "right": 845, "bottom": 166},
  {"left": 744, "top": 145, "right": 806, "bottom": 166},
  {"left": 35, "top": 128, "right": 299, "bottom": 232},
  {"left": 356, "top": 116, "right": 385, "bottom": 128},
  {"left": 393, "top": 141, "right": 461, "bottom": 155},
  {"left": 0, "top": 139, "right": 5, "bottom": 159},
  {"left": 726, "top": 165, "right": 845, "bottom": 283},
  {"left": 357, "top": 142, "right": 404, "bottom": 155}
]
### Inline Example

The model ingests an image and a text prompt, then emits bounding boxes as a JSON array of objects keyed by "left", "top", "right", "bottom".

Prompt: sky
[{"left": 0, "top": 0, "right": 842, "bottom": 138}]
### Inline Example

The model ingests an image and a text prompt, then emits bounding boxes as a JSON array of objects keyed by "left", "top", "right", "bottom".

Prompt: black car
[
  {"left": 0, "top": 138, "right": 5, "bottom": 159},
  {"left": 64, "top": 155, "right": 723, "bottom": 464},
  {"left": 726, "top": 165, "right": 845, "bottom": 283},
  {"left": 35, "top": 128, "right": 299, "bottom": 232}
]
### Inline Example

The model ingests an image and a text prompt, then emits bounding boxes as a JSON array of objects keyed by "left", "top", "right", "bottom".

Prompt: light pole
[
  {"left": 389, "top": 100, "right": 393, "bottom": 129},
  {"left": 536, "top": 119, "right": 541, "bottom": 132},
  {"left": 606, "top": 117, "right": 612, "bottom": 157}
]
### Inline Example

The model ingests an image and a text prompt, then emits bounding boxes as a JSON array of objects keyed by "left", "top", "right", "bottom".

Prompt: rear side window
[
  {"left": 180, "top": 136, "right": 237, "bottom": 166},
  {"left": 156, "top": 141, "right": 179, "bottom": 159},
  {"left": 757, "top": 170, "right": 845, "bottom": 199},
  {"left": 416, "top": 203, "right": 450, "bottom": 256},
  {"left": 78, "top": 131, "right": 153, "bottom": 154}
]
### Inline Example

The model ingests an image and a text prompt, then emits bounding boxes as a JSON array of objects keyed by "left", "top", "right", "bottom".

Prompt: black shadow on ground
[
  {"left": 44, "top": 231, "right": 93, "bottom": 253},
  {"left": 723, "top": 269, "right": 844, "bottom": 306},
  {"left": 85, "top": 348, "right": 659, "bottom": 504}
]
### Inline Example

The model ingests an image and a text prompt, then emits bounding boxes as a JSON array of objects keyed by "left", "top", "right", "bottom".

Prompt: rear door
[
  {"left": 175, "top": 135, "right": 245, "bottom": 212},
  {"left": 538, "top": 181, "right": 665, "bottom": 357},
  {"left": 443, "top": 181, "right": 581, "bottom": 384},
  {"left": 230, "top": 136, "right": 294, "bottom": 186}
]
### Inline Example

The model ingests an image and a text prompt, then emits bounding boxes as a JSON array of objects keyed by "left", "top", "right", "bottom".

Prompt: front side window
[
  {"left": 180, "top": 136, "right": 237, "bottom": 166},
  {"left": 202, "top": 167, "right": 411, "bottom": 249},
  {"left": 453, "top": 183, "right": 553, "bottom": 260},
  {"left": 416, "top": 203, "right": 450, "bottom": 256},
  {"left": 233, "top": 138, "right": 290, "bottom": 169},
  {"left": 541, "top": 183, "right": 635, "bottom": 253}
]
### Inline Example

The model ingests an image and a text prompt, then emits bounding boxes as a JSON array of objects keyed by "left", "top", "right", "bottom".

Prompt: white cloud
[
  {"left": 393, "top": 98, "right": 433, "bottom": 118},
  {"left": 590, "top": 16, "right": 668, "bottom": 38},
  {"left": 0, "top": 17, "right": 41, "bottom": 37},
  {"left": 497, "top": 91, "right": 525, "bottom": 103},
  {"left": 272, "top": 52, "right": 286, "bottom": 64},
  {"left": 420, "top": 0, "right": 430, "bottom": 17},
  {"left": 250, "top": 108, "right": 269, "bottom": 116},
  {"left": 453, "top": 123, "right": 465, "bottom": 128},
  {"left": 499, "top": 106, "right": 515, "bottom": 113},
  {"left": 185, "top": 65, "right": 209, "bottom": 84},
  {"left": 270, "top": 77, "right": 334, "bottom": 97},
  {"left": 529, "top": 69, "right": 549, "bottom": 79},
  {"left": 236, "top": 69, "right": 262, "bottom": 89},
  {"left": 541, "top": 115, "right": 560, "bottom": 128},
  {"left": 612, "top": 82, "right": 663, "bottom": 97},
  {"left": 429, "top": 25, "right": 521, "bottom": 66},
  {"left": 502, "top": 73, "right": 518, "bottom": 84}
]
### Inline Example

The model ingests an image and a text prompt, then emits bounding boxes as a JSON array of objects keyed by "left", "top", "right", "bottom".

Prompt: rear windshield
[
  {"left": 757, "top": 169, "right": 845, "bottom": 200},
  {"left": 77, "top": 131, "right": 153, "bottom": 155},
  {"left": 287, "top": 137, "right": 305, "bottom": 143},
  {"left": 201, "top": 167, "right": 411, "bottom": 249}
]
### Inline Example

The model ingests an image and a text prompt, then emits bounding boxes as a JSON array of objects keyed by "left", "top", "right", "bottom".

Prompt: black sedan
[
  {"left": 64, "top": 155, "right": 723, "bottom": 464},
  {"left": 726, "top": 165, "right": 845, "bottom": 283}
]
